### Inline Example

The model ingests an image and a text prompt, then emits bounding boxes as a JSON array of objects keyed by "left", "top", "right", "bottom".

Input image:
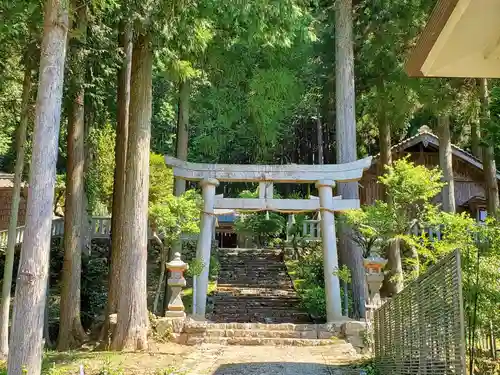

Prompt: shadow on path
[{"left": 212, "top": 362, "right": 361, "bottom": 375}]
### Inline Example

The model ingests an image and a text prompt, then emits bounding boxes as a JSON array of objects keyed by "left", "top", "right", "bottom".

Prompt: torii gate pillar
[
  {"left": 316, "top": 180, "right": 342, "bottom": 321},
  {"left": 195, "top": 178, "right": 219, "bottom": 318}
]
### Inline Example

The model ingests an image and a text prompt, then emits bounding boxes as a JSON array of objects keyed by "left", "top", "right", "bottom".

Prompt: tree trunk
[
  {"left": 317, "top": 113, "right": 324, "bottom": 165},
  {"left": 378, "top": 116, "right": 392, "bottom": 178},
  {"left": 7, "top": 1, "right": 69, "bottom": 373},
  {"left": 471, "top": 120, "right": 482, "bottom": 160},
  {"left": 152, "top": 232, "right": 166, "bottom": 315},
  {"left": 111, "top": 33, "right": 152, "bottom": 351},
  {"left": 0, "top": 50, "right": 34, "bottom": 358},
  {"left": 382, "top": 238, "right": 404, "bottom": 296},
  {"left": 164, "top": 79, "right": 191, "bottom": 314},
  {"left": 174, "top": 79, "right": 190, "bottom": 196},
  {"left": 479, "top": 78, "right": 499, "bottom": 217},
  {"left": 44, "top": 273, "right": 54, "bottom": 349},
  {"left": 335, "top": 0, "right": 366, "bottom": 319},
  {"left": 102, "top": 19, "right": 132, "bottom": 345},
  {"left": 438, "top": 115, "right": 456, "bottom": 213},
  {"left": 378, "top": 115, "right": 404, "bottom": 295},
  {"left": 57, "top": 0, "right": 88, "bottom": 351}
]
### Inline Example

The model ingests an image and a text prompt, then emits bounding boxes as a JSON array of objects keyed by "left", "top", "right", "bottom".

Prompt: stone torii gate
[{"left": 165, "top": 156, "right": 372, "bottom": 322}]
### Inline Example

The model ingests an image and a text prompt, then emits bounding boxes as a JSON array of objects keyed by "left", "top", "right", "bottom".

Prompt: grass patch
[{"left": 0, "top": 343, "right": 190, "bottom": 375}]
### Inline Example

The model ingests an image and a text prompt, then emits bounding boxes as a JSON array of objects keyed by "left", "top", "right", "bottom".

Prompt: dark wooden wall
[
  {"left": 359, "top": 146, "right": 492, "bottom": 210},
  {"left": 0, "top": 188, "right": 27, "bottom": 230}
]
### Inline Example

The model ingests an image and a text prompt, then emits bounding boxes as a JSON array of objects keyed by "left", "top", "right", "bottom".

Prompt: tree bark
[
  {"left": 479, "top": 78, "right": 499, "bottom": 217},
  {"left": 317, "top": 113, "right": 324, "bottom": 165},
  {"left": 57, "top": 0, "right": 88, "bottom": 351},
  {"left": 163, "top": 79, "right": 191, "bottom": 314},
  {"left": 0, "top": 49, "right": 34, "bottom": 358},
  {"left": 111, "top": 33, "right": 152, "bottom": 351},
  {"left": 7, "top": 1, "right": 69, "bottom": 373},
  {"left": 438, "top": 115, "right": 456, "bottom": 213},
  {"left": 152, "top": 232, "right": 166, "bottom": 315},
  {"left": 378, "top": 116, "right": 392, "bottom": 178},
  {"left": 102, "top": 19, "right": 132, "bottom": 345},
  {"left": 335, "top": 0, "right": 366, "bottom": 319},
  {"left": 174, "top": 79, "right": 190, "bottom": 196},
  {"left": 471, "top": 121, "right": 482, "bottom": 160}
]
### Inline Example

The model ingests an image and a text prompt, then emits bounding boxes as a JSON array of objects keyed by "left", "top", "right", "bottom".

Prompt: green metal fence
[{"left": 374, "top": 250, "right": 467, "bottom": 375}]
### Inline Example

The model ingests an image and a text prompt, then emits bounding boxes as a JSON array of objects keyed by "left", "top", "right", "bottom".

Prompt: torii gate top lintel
[{"left": 164, "top": 156, "right": 372, "bottom": 183}]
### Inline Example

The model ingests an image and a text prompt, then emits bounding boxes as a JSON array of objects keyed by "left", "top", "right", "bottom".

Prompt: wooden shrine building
[{"left": 359, "top": 126, "right": 500, "bottom": 221}]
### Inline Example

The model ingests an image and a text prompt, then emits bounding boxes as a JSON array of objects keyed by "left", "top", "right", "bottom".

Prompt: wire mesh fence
[{"left": 373, "top": 250, "right": 467, "bottom": 375}]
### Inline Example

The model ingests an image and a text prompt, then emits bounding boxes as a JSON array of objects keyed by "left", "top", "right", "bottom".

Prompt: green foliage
[
  {"left": 186, "top": 258, "right": 205, "bottom": 278},
  {"left": 347, "top": 158, "right": 500, "bottom": 338},
  {"left": 95, "top": 358, "right": 125, "bottom": 375},
  {"left": 86, "top": 123, "right": 116, "bottom": 214},
  {"left": 81, "top": 252, "right": 109, "bottom": 327},
  {"left": 345, "top": 157, "right": 444, "bottom": 256},
  {"left": 209, "top": 255, "right": 220, "bottom": 280},
  {"left": 286, "top": 241, "right": 353, "bottom": 320},
  {"left": 359, "top": 359, "right": 381, "bottom": 375},
  {"left": 378, "top": 157, "right": 444, "bottom": 207},
  {"left": 149, "top": 153, "right": 175, "bottom": 206},
  {"left": 408, "top": 214, "right": 500, "bottom": 337},
  {"left": 235, "top": 212, "right": 285, "bottom": 247},
  {"left": 301, "top": 286, "right": 326, "bottom": 318}
]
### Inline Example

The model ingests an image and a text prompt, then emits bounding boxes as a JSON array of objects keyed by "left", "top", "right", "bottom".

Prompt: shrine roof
[{"left": 406, "top": 0, "right": 500, "bottom": 78}]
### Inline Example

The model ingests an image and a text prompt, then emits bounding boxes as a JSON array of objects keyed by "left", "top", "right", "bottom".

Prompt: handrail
[{"left": 0, "top": 216, "right": 199, "bottom": 250}]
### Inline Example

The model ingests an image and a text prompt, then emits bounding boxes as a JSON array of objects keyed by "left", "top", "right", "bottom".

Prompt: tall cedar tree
[
  {"left": 7, "top": 0, "right": 69, "bottom": 373},
  {"left": 479, "top": 79, "right": 500, "bottom": 217},
  {"left": 164, "top": 78, "right": 191, "bottom": 313},
  {"left": 103, "top": 20, "right": 133, "bottom": 345},
  {"left": 111, "top": 32, "right": 152, "bottom": 350},
  {"left": 335, "top": 0, "right": 366, "bottom": 319},
  {"left": 57, "top": 0, "right": 88, "bottom": 350},
  {"left": 0, "top": 45, "right": 35, "bottom": 357},
  {"left": 438, "top": 115, "right": 455, "bottom": 213}
]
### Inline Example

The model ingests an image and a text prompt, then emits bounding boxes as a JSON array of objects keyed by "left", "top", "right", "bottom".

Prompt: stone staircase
[
  {"left": 165, "top": 248, "right": 366, "bottom": 351},
  {"left": 210, "top": 248, "right": 311, "bottom": 324}
]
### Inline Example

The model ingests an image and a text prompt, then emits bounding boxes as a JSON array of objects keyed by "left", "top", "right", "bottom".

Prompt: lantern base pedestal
[{"left": 165, "top": 311, "right": 186, "bottom": 319}]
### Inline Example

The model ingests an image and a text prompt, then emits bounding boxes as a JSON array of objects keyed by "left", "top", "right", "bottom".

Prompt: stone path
[{"left": 177, "top": 344, "right": 363, "bottom": 375}]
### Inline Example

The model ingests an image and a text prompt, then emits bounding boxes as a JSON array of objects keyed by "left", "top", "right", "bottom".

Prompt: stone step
[
  {"left": 212, "top": 311, "right": 309, "bottom": 318},
  {"left": 214, "top": 295, "right": 300, "bottom": 300},
  {"left": 218, "top": 271, "right": 288, "bottom": 276},
  {"left": 185, "top": 322, "right": 320, "bottom": 331},
  {"left": 212, "top": 248, "right": 311, "bottom": 324},
  {"left": 210, "top": 315, "right": 311, "bottom": 324},
  {"left": 214, "top": 301, "right": 301, "bottom": 307},
  {"left": 217, "top": 284, "right": 294, "bottom": 289},
  {"left": 186, "top": 336, "right": 356, "bottom": 349},
  {"left": 203, "top": 329, "right": 320, "bottom": 339},
  {"left": 214, "top": 298, "right": 300, "bottom": 307}
]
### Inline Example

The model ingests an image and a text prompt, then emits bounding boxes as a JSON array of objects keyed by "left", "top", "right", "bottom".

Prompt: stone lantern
[
  {"left": 165, "top": 252, "right": 189, "bottom": 318},
  {"left": 363, "top": 256, "right": 387, "bottom": 307}
]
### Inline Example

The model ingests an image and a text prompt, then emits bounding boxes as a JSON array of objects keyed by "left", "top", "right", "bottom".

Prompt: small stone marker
[{"left": 166, "top": 252, "right": 189, "bottom": 318}]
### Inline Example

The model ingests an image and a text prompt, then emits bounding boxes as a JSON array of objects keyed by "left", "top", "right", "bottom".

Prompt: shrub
[{"left": 300, "top": 286, "right": 326, "bottom": 318}]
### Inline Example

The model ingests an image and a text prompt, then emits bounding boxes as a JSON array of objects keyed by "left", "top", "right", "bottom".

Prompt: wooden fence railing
[{"left": 0, "top": 216, "right": 198, "bottom": 250}]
